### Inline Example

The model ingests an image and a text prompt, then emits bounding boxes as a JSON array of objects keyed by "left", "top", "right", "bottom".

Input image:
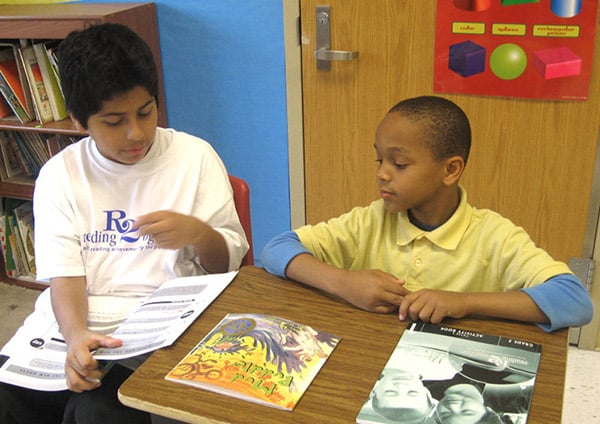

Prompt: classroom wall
[{"left": 84, "top": 0, "right": 291, "bottom": 264}]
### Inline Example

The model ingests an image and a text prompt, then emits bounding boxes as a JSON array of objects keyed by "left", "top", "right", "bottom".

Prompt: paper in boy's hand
[{"left": 0, "top": 271, "right": 238, "bottom": 391}]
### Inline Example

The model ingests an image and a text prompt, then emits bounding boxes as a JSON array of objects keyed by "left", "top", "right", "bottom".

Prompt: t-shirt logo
[{"left": 82, "top": 209, "right": 155, "bottom": 251}]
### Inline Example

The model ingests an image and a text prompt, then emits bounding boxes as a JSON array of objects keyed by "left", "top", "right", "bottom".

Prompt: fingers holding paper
[{"left": 64, "top": 331, "right": 122, "bottom": 392}]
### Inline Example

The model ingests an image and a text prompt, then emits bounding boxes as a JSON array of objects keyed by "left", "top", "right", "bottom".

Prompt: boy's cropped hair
[
  {"left": 389, "top": 96, "right": 471, "bottom": 164},
  {"left": 58, "top": 23, "right": 159, "bottom": 129}
]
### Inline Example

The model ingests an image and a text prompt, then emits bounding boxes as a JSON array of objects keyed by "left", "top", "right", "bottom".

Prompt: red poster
[{"left": 434, "top": 0, "right": 598, "bottom": 100}]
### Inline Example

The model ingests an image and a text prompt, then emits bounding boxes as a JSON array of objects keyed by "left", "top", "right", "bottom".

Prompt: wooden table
[{"left": 118, "top": 266, "right": 568, "bottom": 423}]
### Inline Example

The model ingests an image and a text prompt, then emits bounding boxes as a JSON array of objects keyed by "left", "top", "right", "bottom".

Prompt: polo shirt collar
[{"left": 396, "top": 186, "right": 471, "bottom": 250}]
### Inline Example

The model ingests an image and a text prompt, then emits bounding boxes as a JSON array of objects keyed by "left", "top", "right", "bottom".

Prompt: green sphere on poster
[{"left": 490, "top": 43, "right": 527, "bottom": 80}]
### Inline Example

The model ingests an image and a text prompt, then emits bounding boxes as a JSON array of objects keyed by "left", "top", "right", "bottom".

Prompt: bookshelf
[{"left": 0, "top": 2, "right": 167, "bottom": 289}]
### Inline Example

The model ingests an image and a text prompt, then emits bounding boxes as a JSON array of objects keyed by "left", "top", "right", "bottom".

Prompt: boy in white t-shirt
[{"left": 0, "top": 23, "right": 248, "bottom": 423}]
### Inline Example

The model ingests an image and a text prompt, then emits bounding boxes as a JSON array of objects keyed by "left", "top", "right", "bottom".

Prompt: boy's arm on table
[
  {"left": 260, "top": 231, "right": 408, "bottom": 313},
  {"left": 261, "top": 232, "right": 593, "bottom": 331},
  {"left": 398, "top": 274, "right": 593, "bottom": 332},
  {"left": 50, "top": 276, "right": 122, "bottom": 392}
]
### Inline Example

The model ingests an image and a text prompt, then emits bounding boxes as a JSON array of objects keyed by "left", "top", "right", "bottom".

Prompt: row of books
[
  {"left": 0, "top": 39, "right": 67, "bottom": 124},
  {"left": 0, "top": 130, "right": 77, "bottom": 182},
  {"left": 0, "top": 198, "right": 35, "bottom": 282}
]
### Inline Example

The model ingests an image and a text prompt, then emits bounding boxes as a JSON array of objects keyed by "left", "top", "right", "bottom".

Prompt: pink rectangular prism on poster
[{"left": 532, "top": 47, "right": 582, "bottom": 80}]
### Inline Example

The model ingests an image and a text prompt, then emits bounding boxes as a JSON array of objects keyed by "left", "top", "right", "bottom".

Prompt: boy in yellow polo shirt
[{"left": 260, "top": 95, "right": 592, "bottom": 331}]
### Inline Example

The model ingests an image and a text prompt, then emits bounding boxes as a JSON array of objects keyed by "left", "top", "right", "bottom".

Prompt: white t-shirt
[{"left": 33, "top": 127, "right": 248, "bottom": 299}]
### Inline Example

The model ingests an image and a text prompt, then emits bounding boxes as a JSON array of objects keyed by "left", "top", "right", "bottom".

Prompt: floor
[{"left": 563, "top": 346, "right": 600, "bottom": 423}]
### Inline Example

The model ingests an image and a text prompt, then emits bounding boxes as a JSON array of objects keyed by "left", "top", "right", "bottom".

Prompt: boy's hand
[
  {"left": 134, "top": 210, "right": 229, "bottom": 272},
  {"left": 134, "top": 210, "right": 204, "bottom": 249},
  {"left": 398, "top": 289, "right": 468, "bottom": 324},
  {"left": 64, "top": 330, "right": 122, "bottom": 393},
  {"left": 285, "top": 255, "right": 409, "bottom": 314},
  {"left": 339, "top": 269, "right": 409, "bottom": 314}
]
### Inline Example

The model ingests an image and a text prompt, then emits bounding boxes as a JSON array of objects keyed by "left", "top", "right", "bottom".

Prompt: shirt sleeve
[
  {"left": 521, "top": 273, "right": 593, "bottom": 332},
  {"left": 260, "top": 230, "right": 311, "bottom": 278}
]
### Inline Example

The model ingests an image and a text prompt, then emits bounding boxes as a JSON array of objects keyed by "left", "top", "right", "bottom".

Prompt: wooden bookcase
[{"left": 0, "top": 2, "right": 167, "bottom": 289}]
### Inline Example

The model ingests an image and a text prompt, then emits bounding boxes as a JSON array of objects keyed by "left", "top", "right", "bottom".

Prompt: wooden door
[{"left": 299, "top": 0, "right": 600, "bottom": 264}]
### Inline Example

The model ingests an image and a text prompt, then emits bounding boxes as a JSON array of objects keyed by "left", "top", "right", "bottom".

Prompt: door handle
[
  {"left": 314, "top": 49, "right": 358, "bottom": 62},
  {"left": 315, "top": 5, "right": 359, "bottom": 70}
]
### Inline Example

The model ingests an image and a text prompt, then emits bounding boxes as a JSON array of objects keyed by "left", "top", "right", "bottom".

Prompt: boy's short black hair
[
  {"left": 389, "top": 96, "right": 471, "bottom": 164},
  {"left": 58, "top": 23, "right": 159, "bottom": 129}
]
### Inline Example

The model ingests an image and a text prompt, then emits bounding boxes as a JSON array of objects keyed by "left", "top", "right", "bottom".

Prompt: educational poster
[{"left": 434, "top": 0, "right": 598, "bottom": 100}]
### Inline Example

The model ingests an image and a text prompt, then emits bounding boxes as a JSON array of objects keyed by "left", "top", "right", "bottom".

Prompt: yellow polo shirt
[{"left": 295, "top": 187, "right": 571, "bottom": 293}]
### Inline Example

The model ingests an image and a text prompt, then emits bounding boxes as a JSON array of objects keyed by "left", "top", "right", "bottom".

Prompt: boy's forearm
[
  {"left": 464, "top": 291, "right": 549, "bottom": 324},
  {"left": 193, "top": 223, "right": 230, "bottom": 273},
  {"left": 50, "top": 276, "right": 89, "bottom": 343},
  {"left": 285, "top": 253, "right": 348, "bottom": 297},
  {"left": 286, "top": 254, "right": 550, "bottom": 326}
]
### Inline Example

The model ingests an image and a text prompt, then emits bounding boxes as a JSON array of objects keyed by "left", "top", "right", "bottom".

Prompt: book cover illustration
[
  {"left": 0, "top": 46, "right": 33, "bottom": 123},
  {"left": 19, "top": 46, "right": 53, "bottom": 124},
  {"left": 357, "top": 321, "right": 541, "bottom": 424},
  {"left": 165, "top": 313, "right": 341, "bottom": 410},
  {"left": 32, "top": 42, "right": 68, "bottom": 121}
]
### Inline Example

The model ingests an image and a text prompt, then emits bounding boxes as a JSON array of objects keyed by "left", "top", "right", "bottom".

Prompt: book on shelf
[
  {"left": 44, "top": 42, "right": 62, "bottom": 94},
  {"left": 20, "top": 131, "right": 51, "bottom": 168},
  {"left": 0, "top": 130, "right": 55, "bottom": 180},
  {"left": 12, "top": 200, "right": 35, "bottom": 275},
  {"left": 0, "top": 49, "right": 14, "bottom": 119},
  {"left": 0, "top": 198, "right": 29, "bottom": 279},
  {"left": 32, "top": 41, "right": 68, "bottom": 122},
  {"left": 8, "top": 210, "right": 31, "bottom": 277},
  {"left": 0, "top": 214, "right": 16, "bottom": 278},
  {"left": 0, "top": 131, "right": 25, "bottom": 181},
  {"left": 0, "top": 271, "right": 239, "bottom": 391},
  {"left": 46, "top": 133, "right": 78, "bottom": 156},
  {"left": 3, "top": 131, "right": 39, "bottom": 177},
  {"left": 0, "top": 45, "right": 34, "bottom": 123},
  {"left": 165, "top": 313, "right": 341, "bottom": 411},
  {"left": 356, "top": 321, "right": 542, "bottom": 424},
  {"left": 18, "top": 45, "right": 53, "bottom": 124},
  {"left": 0, "top": 93, "right": 12, "bottom": 119}
]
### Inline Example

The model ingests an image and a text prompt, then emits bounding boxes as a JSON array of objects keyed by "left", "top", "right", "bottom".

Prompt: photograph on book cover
[{"left": 357, "top": 322, "right": 541, "bottom": 424}]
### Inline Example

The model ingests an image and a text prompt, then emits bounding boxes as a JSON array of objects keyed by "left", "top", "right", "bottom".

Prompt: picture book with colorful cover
[
  {"left": 32, "top": 42, "right": 68, "bottom": 122},
  {"left": 165, "top": 313, "right": 341, "bottom": 411},
  {"left": 0, "top": 45, "right": 33, "bottom": 123},
  {"left": 19, "top": 45, "right": 53, "bottom": 124},
  {"left": 356, "top": 321, "right": 542, "bottom": 424}
]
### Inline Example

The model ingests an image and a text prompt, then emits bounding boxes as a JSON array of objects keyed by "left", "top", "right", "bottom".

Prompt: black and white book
[{"left": 357, "top": 321, "right": 542, "bottom": 424}]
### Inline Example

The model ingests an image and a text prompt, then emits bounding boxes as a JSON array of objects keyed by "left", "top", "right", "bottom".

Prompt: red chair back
[{"left": 228, "top": 175, "right": 254, "bottom": 266}]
